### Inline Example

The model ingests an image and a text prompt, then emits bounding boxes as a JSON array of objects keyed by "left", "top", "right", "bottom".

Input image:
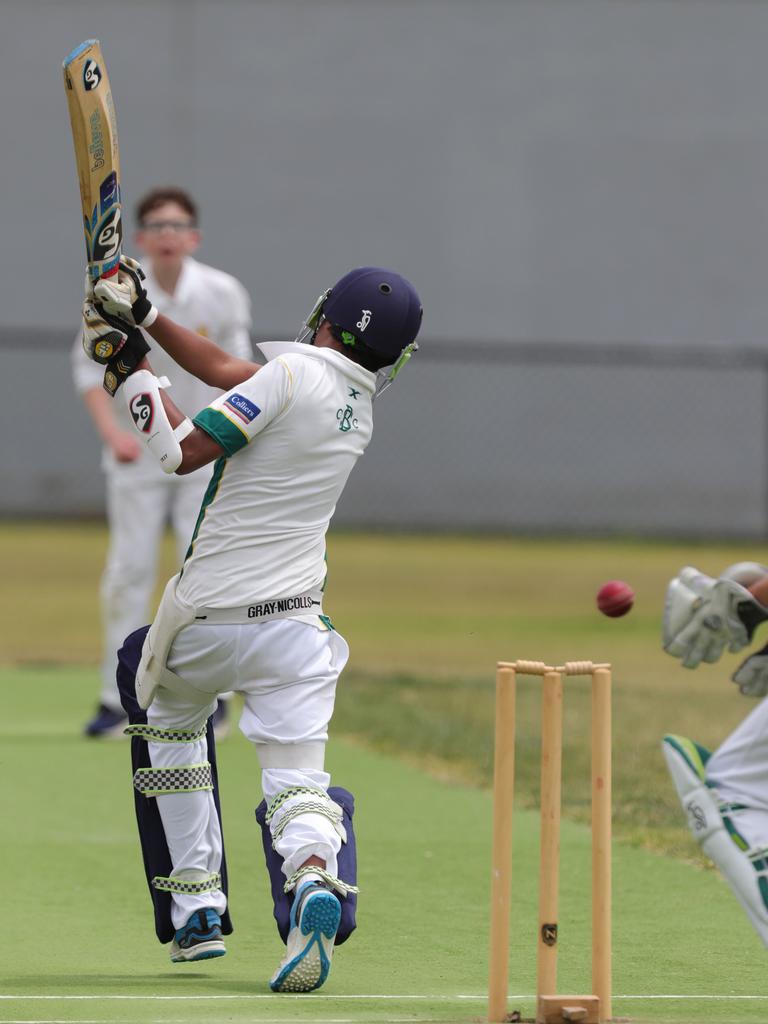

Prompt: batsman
[{"left": 82, "top": 257, "right": 422, "bottom": 990}]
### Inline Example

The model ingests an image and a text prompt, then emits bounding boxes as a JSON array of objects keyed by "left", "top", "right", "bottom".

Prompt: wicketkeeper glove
[
  {"left": 732, "top": 644, "right": 768, "bottom": 697},
  {"left": 90, "top": 255, "right": 158, "bottom": 328},
  {"left": 82, "top": 300, "right": 150, "bottom": 396},
  {"left": 662, "top": 565, "right": 768, "bottom": 669}
]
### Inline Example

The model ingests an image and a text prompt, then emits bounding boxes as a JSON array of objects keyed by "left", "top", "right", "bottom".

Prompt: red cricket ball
[{"left": 596, "top": 580, "right": 635, "bottom": 618}]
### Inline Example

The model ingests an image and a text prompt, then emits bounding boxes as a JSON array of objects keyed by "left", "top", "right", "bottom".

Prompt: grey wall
[
  {"left": 4, "top": 0, "right": 768, "bottom": 344},
  {"left": 4, "top": 333, "right": 767, "bottom": 538},
  {"left": 5, "top": 1, "right": 768, "bottom": 536}
]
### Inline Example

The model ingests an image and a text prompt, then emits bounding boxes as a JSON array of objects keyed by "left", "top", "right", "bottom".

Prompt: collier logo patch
[{"left": 224, "top": 393, "right": 260, "bottom": 424}]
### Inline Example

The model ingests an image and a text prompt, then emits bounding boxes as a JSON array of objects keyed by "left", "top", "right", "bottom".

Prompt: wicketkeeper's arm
[
  {"left": 145, "top": 314, "right": 259, "bottom": 391},
  {"left": 748, "top": 575, "right": 768, "bottom": 608}
]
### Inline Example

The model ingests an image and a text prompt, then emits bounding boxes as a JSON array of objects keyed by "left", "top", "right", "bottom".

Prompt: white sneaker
[
  {"left": 662, "top": 734, "right": 768, "bottom": 946},
  {"left": 269, "top": 881, "right": 341, "bottom": 992}
]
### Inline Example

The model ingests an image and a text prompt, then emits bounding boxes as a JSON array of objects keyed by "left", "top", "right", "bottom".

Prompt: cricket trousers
[{"left": 143, "top": 617, "right": 349, "bottom": 930}]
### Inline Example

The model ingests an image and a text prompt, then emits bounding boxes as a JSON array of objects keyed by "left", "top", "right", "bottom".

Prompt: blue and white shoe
[
  {"left": 169, "top": 908, "right": 227, "bottom": 963},
  {"left": 662, "top": 734, "right": 768, "bottom": 947},
  {"left": 270, "top": 881, "right": 341, "bottom": 992}
]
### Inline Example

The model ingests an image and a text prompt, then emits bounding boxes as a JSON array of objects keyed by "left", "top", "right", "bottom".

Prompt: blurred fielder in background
[
  {"left": 81, "top": 256, "right": 422, "bottom": 990},
  {"left": 71, "top": 187, "right": 252, "bottom": 738},
  {"left": 662, "top": 562, "right": 768, "bottom": 946}
]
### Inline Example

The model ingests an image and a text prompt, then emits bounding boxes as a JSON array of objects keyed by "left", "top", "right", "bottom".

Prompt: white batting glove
[
  {"left": 662, "top": 566, "right": 768, "bottom": 669},
  {"left": 82, "top": 299, "right": 127, "bottom": 364},
  {"left": 92, "top": 255, "right": 158, "bottom": 328},
  {"left": 732, "top": 650, "right": 768, "bottom": 697}
]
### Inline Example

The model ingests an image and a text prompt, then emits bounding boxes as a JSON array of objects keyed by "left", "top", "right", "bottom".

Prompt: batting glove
[
  {"left": 662, "top": 566, "right": 768, "bottom": 669},
  {"left": 91, "top": 255, "right": 158, "bottom": 328},
  {"left": 82, "top": 299, "right": 151, "bottom": 396},
  {"left": 732, "top": 646, "right": 768, "bottom": 697},
  {"left": 82, "top": 300, "right": 127, "bottom": 364}
]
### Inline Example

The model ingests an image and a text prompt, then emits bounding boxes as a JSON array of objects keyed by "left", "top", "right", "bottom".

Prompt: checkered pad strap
[
  {"left": 152, "top": 872, "right": 222, "bottom": 895},
  {"left": 133, "top": 762, "right": 213, "bottom": 796},
  {"left": 267, "top": 786, "right": 347, "bottom": 844},
  {"left": 284, "top": 864, "right": 359, "bottom": 897},
  {"left": 265, "top": 786, "right": 328, "bottom": 823},
  {"left": 125, "top": 723, "right": 207, "bottom": 744}
]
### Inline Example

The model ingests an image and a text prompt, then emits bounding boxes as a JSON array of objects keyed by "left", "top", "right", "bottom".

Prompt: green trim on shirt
[
  {"left": 181, "top": 457, "right": 227, "bottom": 569},
  {"left": 194, "top": 407, "right": 250, "bottom": 456}
]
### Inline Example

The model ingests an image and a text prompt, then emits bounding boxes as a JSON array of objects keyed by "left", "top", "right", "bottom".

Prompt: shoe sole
[
  {"left": 270, "top": 891, "right": 341, "bottom": 993},
  {"left": 170, "top": 940, "right": 226, "bottom": 963}
]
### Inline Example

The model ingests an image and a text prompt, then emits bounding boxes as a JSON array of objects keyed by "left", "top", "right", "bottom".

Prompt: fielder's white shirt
[
  {"left": 71, "top": 257, "right": 253, "bottom": 480},
  {"left": 175, "top": 344, "right": 375, "bottom": 609}
]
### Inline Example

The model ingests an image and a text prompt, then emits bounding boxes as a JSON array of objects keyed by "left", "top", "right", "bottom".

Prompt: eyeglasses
[{"left": 139, "top": 220, "right": 197, "bottom": 234}]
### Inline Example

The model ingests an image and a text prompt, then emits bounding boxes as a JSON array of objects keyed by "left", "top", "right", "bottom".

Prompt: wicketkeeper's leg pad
[
  {"left": 255, "top": 787, "right": 358, "bottom": 945},
  {"left": 116, "top": 626, "right": 233, "bottom": 943}
]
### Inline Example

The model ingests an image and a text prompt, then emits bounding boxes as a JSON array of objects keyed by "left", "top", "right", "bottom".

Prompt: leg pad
[
  {"left": 256, "top": 787, "right": 357, "bottom": 945},
  {"left": 117, "top": 626, "right": 233, "bottom": 944}
]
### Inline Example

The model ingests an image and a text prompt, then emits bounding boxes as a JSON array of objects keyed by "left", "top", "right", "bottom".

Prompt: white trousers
[
  {"left": 147, "top": 618, "right": 349, "bottom": 929},
  {"left": 100, "top": 468, "right": 209, "bottom": 709},
  {"left": 706, "top": 693, "right": 768, "bottom": 847}
]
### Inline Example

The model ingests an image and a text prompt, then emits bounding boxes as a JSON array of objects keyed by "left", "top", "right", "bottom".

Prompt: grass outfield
[
  {"left": 3, "top": 524, "right": 768, "bottom": 1021},
  {"left": 2, "top": 666, "right": 767, "bottom": 1024}
]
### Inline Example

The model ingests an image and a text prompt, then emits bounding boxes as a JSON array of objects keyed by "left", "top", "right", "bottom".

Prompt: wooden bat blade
[{"left": 63, "top": 39, "right": 122, "bottom": 282}]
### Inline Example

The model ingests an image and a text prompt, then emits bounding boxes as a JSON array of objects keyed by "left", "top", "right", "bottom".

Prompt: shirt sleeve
[{"left": 193, "top": 356, "right": 294, "bottom": 457}]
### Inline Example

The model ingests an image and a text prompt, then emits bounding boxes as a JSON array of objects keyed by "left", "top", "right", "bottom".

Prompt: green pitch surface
[{"left": 2, "top": 667, "right": 766, "bottom": 1024}]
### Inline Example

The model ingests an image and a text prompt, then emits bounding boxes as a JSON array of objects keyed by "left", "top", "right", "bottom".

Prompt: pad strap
[
  {"left": 133, "top": 762, "right": 213, "bottom": 796},
  {"left": 125, "top": 723, "right": 207, "bottom": 744},
  {"left": 267, "top": 786, "right": 345, "bottom": 837},
  {"left": 284, "top": 865, "right": 359, "bottom": 897},
  {"left": 267, "top": 785, "right": 347, "bottom": 844},
  {"left": 152, "top": 872, "right": 222, "bottom": 894}
]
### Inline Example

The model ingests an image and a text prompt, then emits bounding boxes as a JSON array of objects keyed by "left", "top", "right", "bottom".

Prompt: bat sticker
[
  {"left": 83, "top": 59, "right": 102, "bottom": 91},
  {"left": 99, "top": 170, "right": 119, "bottom": 211},
  {"left": 90, "top": 205, "right": 122, "bottom": 265}
]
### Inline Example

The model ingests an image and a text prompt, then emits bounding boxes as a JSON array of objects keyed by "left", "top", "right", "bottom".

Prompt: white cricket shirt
[
  {"left": 175, "top": 343, "right": 375, "bottom": 609},
  {"left": 71, "top": 257, "right": 252, "bottom": 479}
]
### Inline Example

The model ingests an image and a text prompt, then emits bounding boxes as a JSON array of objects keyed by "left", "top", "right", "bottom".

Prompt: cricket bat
[{"left": 63, "top": 39, "right": 122, "bottom": 283}]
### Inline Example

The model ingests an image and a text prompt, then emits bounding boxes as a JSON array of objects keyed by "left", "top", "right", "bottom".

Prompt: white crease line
[{"left": 2, "top": 993, "right": 768, "bottom": 1001}]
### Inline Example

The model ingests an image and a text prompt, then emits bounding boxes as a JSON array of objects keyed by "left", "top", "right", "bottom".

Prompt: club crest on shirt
[{"left": 224, "top": 393, "right": 260, "bottom": 424}]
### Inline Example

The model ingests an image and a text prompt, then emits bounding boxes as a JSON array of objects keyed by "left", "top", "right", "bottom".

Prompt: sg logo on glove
[{"left": 129, "top": 392, "right": 154, "bottom": 433}]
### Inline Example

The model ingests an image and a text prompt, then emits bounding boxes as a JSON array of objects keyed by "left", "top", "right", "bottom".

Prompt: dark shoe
[
  {"left": 83, "top": 703, "right": 128, "bottom": 738},
  {"left": 170, "top": 908, "right": 226, "bottom": 963}
]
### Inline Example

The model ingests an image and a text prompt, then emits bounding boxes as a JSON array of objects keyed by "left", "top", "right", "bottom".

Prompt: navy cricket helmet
[
  {"left": 303, "top": 266, "right": 423, "bottom": 368},
  {"left": 322, "top": 266, "right": 423, "bottom": 364}
]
